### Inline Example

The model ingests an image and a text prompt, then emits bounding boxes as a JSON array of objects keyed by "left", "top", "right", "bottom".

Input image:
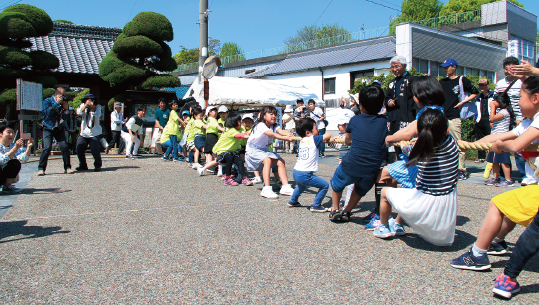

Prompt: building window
[
  {"left": 245, "top": 69, "right": 255, "bottom": 75},
  {"left": 324, "top": 78, "right": 336, "bottom": 94},
  {"left": 350, "top": 69, "right": 374, "bottom": 88}
]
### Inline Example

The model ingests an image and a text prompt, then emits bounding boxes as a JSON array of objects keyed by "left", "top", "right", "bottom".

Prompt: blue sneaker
[
  {"left": 449, "top": 247, "right": 491, "bottom": 271},
  {"left": 287, "top": 201, "right": 301, "bottom": 207},
  {"left": 310, "top": 205, "right": 329, "bottom": 213},
  {"left": 162, "top": 156, "right": 172, "bottom": 161},
  {"left": 364, "top": 214, "right": 380, "bottom": 231},
  {"left": 493, "top": 274, "right": 520, "bottom": 299},
  {"left": 373, "top": 223, "right": 393, "bottom": 238},
  {"left": 361, "top": 211, "right": 377, "bottom": 223},
  {"left": 176, "top": 157, "right": 185, "bottom": 161},
  {"left": 390, "top": 218, "right": 406, "bottom": 236}
]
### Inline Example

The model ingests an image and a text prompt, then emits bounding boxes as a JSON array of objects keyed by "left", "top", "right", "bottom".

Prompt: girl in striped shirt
[
  {"left": 484, "top": 92, "right": 515, "bottom": 187},
  {"left": 374, "top": 108, "right": 459, "bottom": 246}
]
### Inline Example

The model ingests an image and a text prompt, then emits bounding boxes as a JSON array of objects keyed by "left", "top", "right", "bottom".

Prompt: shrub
[
  {"left": 113, "top": 35, "right": 164, "bottom": 58},
  {"left": 29, "top": 50, "right": 60, "bottom": 70},
  {"left": 3, "top": 4, "right": 53, "bottom": 36},
  {"left": 69, "top": 88, "right": 89, "bottom": 110},
  {"left": 99, "top": 51, "right": 150, "bottom": 85},
  {"left": 0, "top": 45, "right": 32, "bottom": 68},
  {"left": 139, "top": 75, "right": 180, "bottom": 90},
  {"left": 0, "top": 88, "right": 17, "bottom": 105},
  {"left": 108, "top": 93, "right": 127, "bottom": 111},
  {"left": 123, "top": 12, "right": 173, "bottom": 42},
  {"left": 0, "top": 12, "right": 35, "bottom": 39},
  {"left": 42, "top": 87, "right": 55, "bottom": 98}
]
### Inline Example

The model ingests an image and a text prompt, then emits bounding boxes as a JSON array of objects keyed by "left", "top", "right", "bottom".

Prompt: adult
[
  {"left": 495, "top": 56, "right": 526, "bottom": 179},
  {"left": 76, "top": 94, "right": 103, "bottom": 172},
  {"left": 308, "top": 99, "right": 326, "bottom": 157},
  {"left": 37, "top": 87, "right": 72, "bottom": 176},
  {"left": 282, "top": 105, "right": 295, "bottom": 153},
  {"left": 385, "top": 56, "right": 416, "bottom": 137},
  {"left": 153, "top": 98, "right": 170, "bottom": 155},
  {"left": 474, "top": 78, "right": 493, "bottom": 163},
  {"left": 66, "top": 107, "right": 78, "bottom": 154},
  {"left": 439, "top": 58, "right": 479, "bottom": 180},
  {"left": 0, "top": 122, "right": 33, "bottom": 193},
  {"left": 106, "top": 102, "right": 125, "bottom": 155},
  {"left": 122, "top": 106, "right": 146, "bottom": 159}
]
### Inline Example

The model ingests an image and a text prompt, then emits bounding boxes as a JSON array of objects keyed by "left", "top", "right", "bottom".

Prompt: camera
[{"left": 60, "top": 95, "right": 68, "bottom": 101}]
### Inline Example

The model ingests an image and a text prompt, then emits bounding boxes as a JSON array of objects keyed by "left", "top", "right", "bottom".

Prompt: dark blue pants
[
  {"left": 317, "top": 128, "right": 326, "bottom": 154},
  {"left": 504, "top": 209, "right": 539, "bottom": 278},
  {"left": 76, "top": 136, "right": 102, "bottom": 169},
  {"left": 38, "top": 128, "right": 71, "bottom": 171}
]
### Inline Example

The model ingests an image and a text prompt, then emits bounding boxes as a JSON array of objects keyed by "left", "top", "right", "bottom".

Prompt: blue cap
[
  {"left": 84, "top": 94, "right": 96, "bottom": 100},
  {"left": 371, "top": 80, "right": 381, "bottom": 85},
  {"left": 182, "top": 110, "right": 190, "bottom": 116},
  {"left": 440, "top": 58, "right": 458, "bottom": 67},
  {"left": 68, "top": 107, "right": 73, "bottom": 110}
]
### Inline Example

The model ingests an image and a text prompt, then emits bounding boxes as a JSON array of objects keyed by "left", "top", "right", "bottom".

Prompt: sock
[
  {"left": 472, "top": 243, "right": 487, "bottom": 257},
  {"left": 493, "top": 237, "right": 505, "bottom": 243},
  {"left": 374, "top": 182, "right": 386, "bottom": 215}
]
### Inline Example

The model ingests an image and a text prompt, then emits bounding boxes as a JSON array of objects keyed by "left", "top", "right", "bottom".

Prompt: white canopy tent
[{"left": 183, "top": 76, "right": 324, "bottom": 109}]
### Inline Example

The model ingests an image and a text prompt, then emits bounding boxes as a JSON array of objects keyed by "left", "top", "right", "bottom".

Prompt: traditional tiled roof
[
  {"left": 245, "top": 36, "right": 396, "bottom": 78},
  {"left": 27, "top": 22, "right": 122, "bottom": 74}
]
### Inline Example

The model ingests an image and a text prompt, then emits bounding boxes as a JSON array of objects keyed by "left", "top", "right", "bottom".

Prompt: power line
[
  {"left": 311, "top": 0, "right": 335, "bottom": 26},
  {"left": 125, "top": 0, "right": 138, "bottom": 24},
  {"left": 364, "top": 0, "right": 401, "bottom": 13},
  {"left": 0, "top": 0, "right": 22, "bottom": 11},
  {"left": 377, "top": 0, "right": 401, "bottom": 10}
]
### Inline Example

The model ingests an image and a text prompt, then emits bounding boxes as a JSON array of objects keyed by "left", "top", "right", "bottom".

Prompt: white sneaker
[
  {"left": 217, "top": 169, "right": 223, "bottom": 177},
  {"left": 279, "top": 184, "right": 294, "bottom": 196},
  {"left": 261, "top": 186, "right": 279, "bottom": 199},
  {"left": 251, "top": 177, "right": 262, "bottom": 184},
  {"left": 197, "top": 167, "right": 205, "bottom": 176},
  {"left": 191, "top": 163, "right": 201, "bottom": 169}
]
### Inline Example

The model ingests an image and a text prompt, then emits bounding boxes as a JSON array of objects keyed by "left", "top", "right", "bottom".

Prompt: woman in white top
[
  {"left": 245, "top": 106, "right": 295, "bottom": 199},
  {"left": 75, "top": 94, "right": 103, "bottom": 171}
]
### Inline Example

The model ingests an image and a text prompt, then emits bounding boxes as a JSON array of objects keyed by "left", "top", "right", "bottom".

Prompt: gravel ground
[{"left": 0, "top": 152, "right": 538, "bottom": 304}]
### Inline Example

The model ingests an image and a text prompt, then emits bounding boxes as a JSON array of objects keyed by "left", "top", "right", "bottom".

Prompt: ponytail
[{"left": 406, "top": 108, "right": 448, "bottom": 167}]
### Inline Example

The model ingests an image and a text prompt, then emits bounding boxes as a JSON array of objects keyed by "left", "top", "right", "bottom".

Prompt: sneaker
[
  {"left": 390, "top": 218, "right": 406, "bottom": 236},
  {"left": 261, "top": 187, "right": 279, "bottom": 199},
  {"left": 493, "top": 274, "right": 520, "bottom": 299},
  {"left": 241, "top": 177, "right": 253, "bottom": 186},
  {"left": 279, "top": 184, "right": 294, "bottom": 196},
  {"left": 221, "top": 174, "right": 229, "bottom": 180},
  {"left": 197, "top": 167, "right": 205, "bottom": 176},
  {"left": 496, "top": 180, "right": 515, "bottom": 187},
  {"left": 217, "top": 169, "right": 223, "bottom": 177},
  {"left": 373, "top": 223, "right": 393, "bottom": 238},
  {"left": 457, "top": 171, "right": 468, "bottom": 181},
  {"left": 191, "top": 163, "right": 201, "bottom": 169},
  {"left": 162, "top": 156, "right": 172, "bottom": 161},
  {"left": 484, "top": 177, "right": 500, "bottom": 186},
  {"left": 224, "top": 178, "right": 238, "bottom": 186},
  {"left": 173, "top": 158, "right": 182, "bottom": 162},
  {"left": 176, "top": 157, "right": 185, "bottom": 161},
  {"left": 487, "top": 241, "right": 508, "bottom": 255},
  {"left": 76, "top": 166, "right": 89, "bottom": 170},
  {"left": 319, "top": 153, "right": 325, "bottom": 158},
  {"left": 365, "top": 214, "right": 381, "bottom": 231},
  {"left": 125, "top": 155, "right": 134, "bottom": 160},
  {"left": 2, "top": 184, "right": 21, "bottom": 194},
  {"left": 36, "top": 170, "right": 45, "bottom": 176},
  {"left": 64, "top": 168, "right": 74, "bottom": 174},
  {"left": 361, "top": 212, "right": 377, "bottom": 223},
  {"left": 310, "top": 206, "right": 329, "bottom": 213},
  {"left": 474, "top": 159, "right": 486, "bottom": 163},
  {"left": 288, "top": 201, "right": 301, "bottom": 207},
  {"left": 251, "top": 177, "right": 262, "bottom": 184},
  {"left": 94, "top": 168, "right": 101, "bottom": 172},
  {"left": 449, "top": 248, "right": 491, "bottom": 271}
]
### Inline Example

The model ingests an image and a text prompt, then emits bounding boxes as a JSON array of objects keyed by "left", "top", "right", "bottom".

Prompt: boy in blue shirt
[
  {"left": 288, "top": 118, "right": 332, "bottom": 212},
  {"left": 329, "top": 85, "right": 388, "bottom": 222}
]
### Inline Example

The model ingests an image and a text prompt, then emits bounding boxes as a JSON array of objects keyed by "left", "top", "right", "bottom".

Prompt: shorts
[
  {"left": 387, "top": 160, "right": 417, "bottom": 189},
  {"left": 486, "top": 151, "right": 511, "bottom": 164},
  {"left": 216, "top": 151, "right": 239, "bottom": 165},
  {"left": 186, "top": 140, "right": 195, "bottom": 152},
  {"left": 330, "top": 165, "right": 375, "bottom": 197},
  {"left": 493, "top": 185, "right": 539, "bottom": 226},
  {"left": 204, "top": 133, "right": 219, "bottom": 153},
  {"left": 194, "top": 135, "right": 206, "bottom": 150}
]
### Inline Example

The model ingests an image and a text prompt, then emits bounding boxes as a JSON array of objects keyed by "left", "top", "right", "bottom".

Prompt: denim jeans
[
  {"left": 38, "top": 128, "right": 71, "bottom": 171},
  {"left": 317, "top": 128, "right": 326, "bottom": 154},
  {"left": 504, "top": 209, "right": 539, "bottom": 278},
  {"left": 76, "top": 136, "right": 102, "bottom": 169},
  {"left": 164, "top": 135, "right": 178, "bottom": 159},
  {"left": 514, "top": 153, "right": 526, "bottom": 177},
  {"left": 290, "top": 170, "right": 329, "bottom": 207}
]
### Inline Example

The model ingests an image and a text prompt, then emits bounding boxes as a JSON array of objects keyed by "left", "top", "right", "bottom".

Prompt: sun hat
[
  {"left": 284, "top": 105, "right": 293, "bottom": 113},
  {"left": 218, "top": 105, "right": 228, "bottom": 113},
  {"left": 242, "top": 113, "right": 254, "bottom": 121}
]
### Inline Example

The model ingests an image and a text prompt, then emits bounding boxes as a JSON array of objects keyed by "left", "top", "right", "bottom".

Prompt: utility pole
[{"left": 198, "top": 0, "right": 209, "bottom": 83}]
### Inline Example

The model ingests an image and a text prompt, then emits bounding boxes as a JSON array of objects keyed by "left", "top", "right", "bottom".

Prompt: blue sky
[{"left": 7, "top": 0, "right": 539, "bottom": 57}]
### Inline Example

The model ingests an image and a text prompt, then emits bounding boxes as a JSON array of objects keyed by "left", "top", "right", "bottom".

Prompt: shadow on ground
[{"left": 0, "top": 220, "right": 70, "bottom": 243}]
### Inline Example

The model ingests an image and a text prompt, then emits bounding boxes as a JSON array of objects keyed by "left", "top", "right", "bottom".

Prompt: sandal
[
  {"left": 328, "top": 209, "right": 343, "bottom": 222},
  {"left": 341, "top": 211, "right": 351, "bottom": 222}
]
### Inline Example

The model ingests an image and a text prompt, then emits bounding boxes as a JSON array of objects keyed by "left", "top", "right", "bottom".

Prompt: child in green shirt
[
  {"left": 190, "top": 107, "right": 206, "bottom": 168},
  {"left": 202, "top": 107, "right": 225, "bottom": 174},
  {"left": 162, "top": 101, "right": 183, "bottom": 161}
]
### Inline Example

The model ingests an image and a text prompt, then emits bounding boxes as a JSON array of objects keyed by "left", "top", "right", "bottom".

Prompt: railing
[{"left": 175, "top": 10, "right": 483, "bottom": 73}]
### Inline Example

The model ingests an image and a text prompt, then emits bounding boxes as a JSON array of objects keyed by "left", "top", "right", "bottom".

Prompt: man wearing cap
[
  {"left": 153, "top": 98, "right": 170, "bottom": 155},
  {"left": 475, "top": 79, "right": 493, "bottom": 162},
  {"left": 439, "top": 58, "right": 479, "bottom": 180},
  {"left": 76, "top": 94, "right": 103, "bottom": 172},
  {"left": 37, "top": 87, "right": 72, "bottom": 176},
  {"left": 106, "top": 102, "right": 125, "bottom": 155}
]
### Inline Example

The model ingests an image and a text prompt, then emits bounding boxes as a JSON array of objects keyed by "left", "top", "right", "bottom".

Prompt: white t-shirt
[
  {"left": 495, "top": 78, "right": 522, "bottom": 121},
  {"left": 247, "top": 123, "right": 280, "bottom": 149},
  {"left": 310, "top": 107, "right": 326, "bottom": 129},
  {"left": 513, "top": 112, "right": 539, "bottom": 144},
  {"left": 294, "top": 135, "right": 323, "bottom": 172}
]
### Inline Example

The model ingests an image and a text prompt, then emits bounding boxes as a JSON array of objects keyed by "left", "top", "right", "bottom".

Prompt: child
[
  {"left": 374, "top": 108, "right": 459, "bottom": 246},
  {"left": 288, "top": 118, "right": 331, "bottom": 212},
  {"left": 162, "top": 101, "right": 183, "bottom": 161},
  {"left": 0, "top": 121, "right": 33, "bottom": 193},
  {"left": 328, "top": 85, "right": 387, "bottom": 222},
  {"left": 197, "top": 112, "right": 252, "bottom": 186},
  {"left": 483, "top": 92, "right": 515, "bottom": 187},
  {"left": 191, "top": 107, "right": 206, "bottom": 168},
  {"left": 328, "top": 117, "right": 353, "bottom": 209},
  {"left": 201, "top": 106, "right": 224, "bottom": 174},
  {"left": 365, "top": 76, "right": 446, "bottom": 230},
  {"left": 217, "top": 105, "right": 228, "bottom": 137},
  {"left": 245, "top": 106, "right": 295, "bottom": 199},
  {"left": 450, "top": 76, "right": 539, "bottom": 278},
  {"left": 184, "top": 108, "right": 196, "bottom": 165}
]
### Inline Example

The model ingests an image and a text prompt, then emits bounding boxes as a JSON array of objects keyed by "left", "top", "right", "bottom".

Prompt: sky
[{"left": 5, "top": 0, "right": 539, "bottom": 57}]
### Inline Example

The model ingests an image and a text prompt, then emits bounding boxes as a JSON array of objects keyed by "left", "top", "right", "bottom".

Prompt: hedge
[{"left": 139, "top": 75, "right": 180, "bottom": 90}]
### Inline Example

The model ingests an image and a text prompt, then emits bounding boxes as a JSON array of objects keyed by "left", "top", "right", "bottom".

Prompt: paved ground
[{"left": 0, "top": 153, "right": 538, "bottom": 303}]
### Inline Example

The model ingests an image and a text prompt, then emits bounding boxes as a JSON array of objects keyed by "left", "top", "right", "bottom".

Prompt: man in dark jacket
[
  {"left": 37, "top": 87, "right": 72, "bottom": 175},
  {"left": 385, "top": 56, "right": 416, "bottom": 135}
]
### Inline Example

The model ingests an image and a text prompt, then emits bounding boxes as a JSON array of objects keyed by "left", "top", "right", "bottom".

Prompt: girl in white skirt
[
  {"left": 374, "top": 108, "right": 459, "bottom": 246},
  {"left": 245, "top": 106, "right": 295, "bottom": 199}
]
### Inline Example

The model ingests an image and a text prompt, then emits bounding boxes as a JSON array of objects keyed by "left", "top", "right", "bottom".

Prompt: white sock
[
  {"left": 472, "top": 243, "right": 487, "bottom": 257},
  {"left": 282, "top": 184, "right": 291, "bottom": 188},
  {"left": 493, "top": 237, "right": 505, "bottom": 243}
]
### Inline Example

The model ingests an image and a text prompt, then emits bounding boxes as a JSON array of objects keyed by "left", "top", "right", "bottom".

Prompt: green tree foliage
[
  {"left": 53, "top": 20, "right": 73, "bottom": 24},
  {"left": 349, "top": 67, "right": 425, "bottom": 95},
  {"left": 108, "top": 93, "right": 127, "bottom": 111},
  {"left": 389, "top": 0, "right": 443, "bottom": 34},
  {"left": 440, "top": 0, "right": 523, "bottom": 16},
  {"left": 173, "top": 46, "right": 199, "bottom": 65},
  {"left": 99, "top": 12, "right": 180, "bottom": 88},
  {"left": 0, "top": 88, "right": 17, "bottom": 105},
  {"left": 220, "top": 42, "right": 245, "bottom": 63},
  {"left": 284, "top": 24, "right": 352, "bottom": 52},
  {"left": 42, "top": 88, "right": 55, "bottom": 98},
  {"left": 69, "top": 88, "right": 90, "bottom": 110}
]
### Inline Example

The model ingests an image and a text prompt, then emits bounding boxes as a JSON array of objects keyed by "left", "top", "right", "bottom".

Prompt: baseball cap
[
  {"left": 371, "top": 80, "right": 381, "bottom": 86},
  {"left": 242, "top": 113, "right": 254, "bottom": 121},
  {"left": 114, "top": 102, "right": 122, "bottom": 108},
  {"left": 84, "top": 94, "right": 96, "bottom": 100},
  {"left": 440, "top": 58, "right": 458, "bottom": 67},
  {"left": 478, "top": 78, "right": 489, "bottom": 85},
  {"left": 182, "top": 110, "right": 190, "bottom": 116},
  {"left": 218, "top": 105, "right": 228, "bottom": 113}
]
